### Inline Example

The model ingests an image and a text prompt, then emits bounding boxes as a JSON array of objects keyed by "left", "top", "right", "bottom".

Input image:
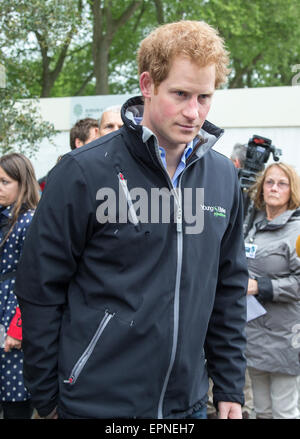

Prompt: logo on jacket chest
[{"left": 199, "top": 203, "right": 227, "bottom": 218}]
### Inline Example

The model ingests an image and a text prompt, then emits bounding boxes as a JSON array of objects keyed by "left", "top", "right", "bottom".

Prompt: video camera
[
  {"left": 240, "top": 135, "right": 282, "bottom": 236},
  {"left": 239, "top": 135, "right": 282, "bottom": 190}
]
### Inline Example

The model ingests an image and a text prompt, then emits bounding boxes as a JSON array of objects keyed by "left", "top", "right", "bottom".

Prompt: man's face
[
  {"left": 99, "top": 111, "right": 123, "bottom": 137},
  {"left": 140, "top": 56, "right": 216, "bottom": 151},
  {"left": 75, "top": 126, "right": 100, "bottom": 148}
]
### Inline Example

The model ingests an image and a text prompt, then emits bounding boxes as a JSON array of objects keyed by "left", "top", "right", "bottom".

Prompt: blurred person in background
[
  {"left": 70, "top": 117, "right": 100, "bottom": 150},
  {"left": 0, "top": 153, "right": 40, "bottom": 418},
  {"left": 245, "top": 162, "right": 300, "bottom": 419},
  {"left": 39, "top": 117, "right": 101, "bottom": 192},
  {"left": 99, "top": 105, "right": 123, "bottom": 137},
  {"left": 230, "top": 142, "right": 247, "bottom": 169}
]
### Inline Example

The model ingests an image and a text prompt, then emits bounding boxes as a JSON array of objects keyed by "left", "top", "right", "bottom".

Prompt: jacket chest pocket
[{"left": 64, "top": 310, "right": 114, "bottom": 386}]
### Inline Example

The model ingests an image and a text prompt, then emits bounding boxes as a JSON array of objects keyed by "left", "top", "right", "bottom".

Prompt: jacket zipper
[
  {"left": 152, "top": 142, "right": 187, "bottom": 419},
  {"left": 157, "top": 175, "right": 183, "bottom": 419},
  {"left": 155, "top": 147, "right": 202, "bottom": 419},
  {"left": 64, "top": 310, "right": 114, "bottom": 385}
]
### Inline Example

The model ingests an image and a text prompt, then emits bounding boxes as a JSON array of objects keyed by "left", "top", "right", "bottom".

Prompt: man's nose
[{"left": 182, "top": 97, "right": 199, "bottom": 120}]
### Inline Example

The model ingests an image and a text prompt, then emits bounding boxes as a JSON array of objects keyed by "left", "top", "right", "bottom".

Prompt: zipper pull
[
  {"left": 176, "top": 206, "right": 182, "bottom": 233},
  {"left": 175, "top": 188, "right": 183, "bottom": 233}
]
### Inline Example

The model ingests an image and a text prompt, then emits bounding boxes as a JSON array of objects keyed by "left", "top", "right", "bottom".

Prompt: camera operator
[
  {"left": 240, "top": 135, "right": 282, "bottom": 237},
  {"left": 244, "top": 162, "right": 300, "bottom": 418},
  {"left": 230, "top": 143, "right": 247, "bottom": 169}
]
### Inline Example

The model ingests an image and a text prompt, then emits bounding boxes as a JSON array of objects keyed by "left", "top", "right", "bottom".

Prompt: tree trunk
[
  {"left": 94, "top": 40, "right": 110, "bottom": 95},
  {"left": 36, "top": 28, "right": 75, "bottom": 97},
  {"left": 91, "top": 0, "right": 143, "bottom": 95},
  {"left": 153, "top": 0, "right": 164, "bottom": 23}
]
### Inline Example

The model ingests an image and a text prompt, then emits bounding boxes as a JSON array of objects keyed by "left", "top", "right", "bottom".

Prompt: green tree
[
  {"left": 0, "top": 0, "right": 85, "bottom": 97},
  {"left": 94, "top": 0, "right": 300, "bottom": 91},
  {"left": 1, "top": 0, "right": 300, "bottom": 96},
  {"left": 198, "top": 0, "right": 300, "bottom": 88},
  {"left": 0, "top": 89, "right": 58, "bottom": 158},
  {"left": 90, "top": 0, "right": 145, "bottom": 94},
  {"left": 0, "top": 69, "right": 57, "bottom": 157}
]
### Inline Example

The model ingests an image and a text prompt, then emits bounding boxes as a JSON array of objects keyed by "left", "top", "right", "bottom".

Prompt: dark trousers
[{"left": 1, "top": 400, "right": 33, "bottom": 419}]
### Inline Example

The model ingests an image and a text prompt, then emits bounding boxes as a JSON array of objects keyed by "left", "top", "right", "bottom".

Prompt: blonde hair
[
  {"left": 137, "top": 20, "right": 230, "bottom": 89},
  {"left": 0, "top": 152, "right": 40, "bottom": 248},
  {"left": 250, "top": 162, "right": 300, "bottom": 210}
]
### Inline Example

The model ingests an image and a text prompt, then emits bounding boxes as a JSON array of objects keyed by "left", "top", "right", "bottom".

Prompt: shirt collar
[
  {"left": 131, "top": 115, "right": 194, "bottom": 159},
  {"left": 158, "top": 142, "right": 193, "bottom": 163}
]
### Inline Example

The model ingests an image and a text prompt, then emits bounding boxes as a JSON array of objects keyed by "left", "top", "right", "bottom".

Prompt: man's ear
[
  {"left": 75, "top": 138, "right": 84, "bottom": 148},
  {"left": 233, "top": 158, "right": 241, "bottom": 168},
  {"left": 139, "top": 72, "right": 153, "bottom": 98},
  {"left": 93, "top": 127, "right": 100, "bottom": 138}
]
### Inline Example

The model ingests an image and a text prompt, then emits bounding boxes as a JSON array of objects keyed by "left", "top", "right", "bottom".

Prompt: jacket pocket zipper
[{"left": 64, "top": 310, "right": 114, "bottom": 385}]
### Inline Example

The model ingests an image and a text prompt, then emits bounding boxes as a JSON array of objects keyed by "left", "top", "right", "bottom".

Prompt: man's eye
[{"left": 176, "top": 91, "right": 185, "bottom": 97}]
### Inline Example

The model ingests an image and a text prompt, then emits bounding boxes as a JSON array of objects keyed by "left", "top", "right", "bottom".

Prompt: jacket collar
[
  {"left": 254, "top": 207, "right": 300, "bottom": 231},
  {"left": 120, "top": 96, "right": 224, "bottom": 169}
]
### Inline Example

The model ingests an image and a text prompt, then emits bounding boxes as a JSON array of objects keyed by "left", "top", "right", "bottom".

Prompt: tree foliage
[
  {"left": 201, "top": 0, "right": 300, "bottom": 88},
  {"left": 1, "top": 0, "right": 300, "bottom": 98},
  {"left": 1, "top": 0, "right": 85, "bottom": 96},
  {"left": 0, "top": 85, "right": 58, "bottom": 157}
]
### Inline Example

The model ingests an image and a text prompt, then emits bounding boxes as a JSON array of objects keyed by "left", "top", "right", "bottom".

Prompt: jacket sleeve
[
  {"left": 15, "top": 154, "right": 95, "bottom": 417},
  {"left": 256, "top": 277, "right": 273, "bottom": 302},
  {"left": 204, "top": 174, "right": 248, "bottom": 409},
  {"left": 254, "top": 228, "right": 300, "bottom": 304},
  {"left": 7, "top": 306, "right": 22, "bottom": 340},
  {"left": 270, "top": 239, "right": 300, "bottom": 303}
]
